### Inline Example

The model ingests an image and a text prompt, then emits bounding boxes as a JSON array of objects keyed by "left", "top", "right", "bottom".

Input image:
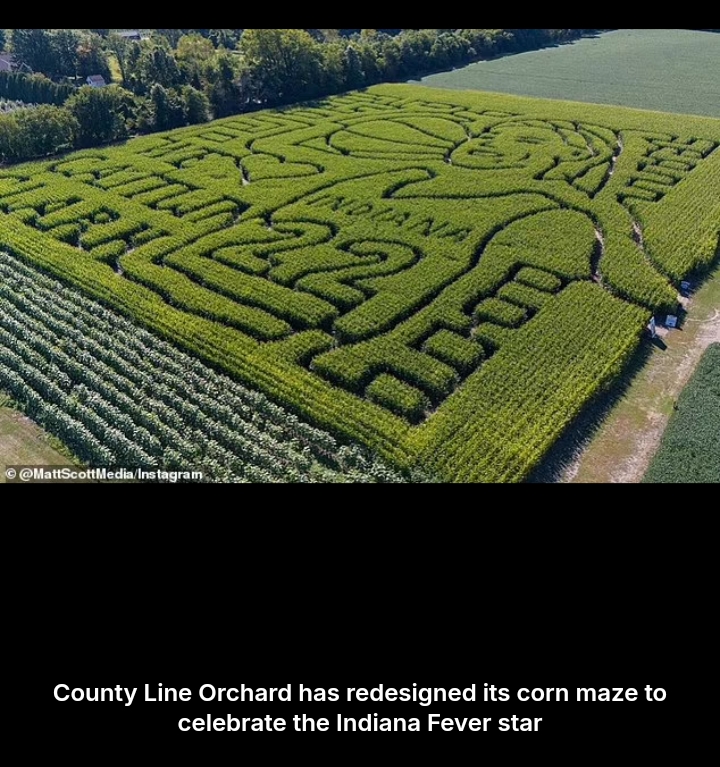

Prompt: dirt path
[
  {"left": 0, "top": 407, "right": 73, "bottom": 483},
  {"left": 560, "top": 263, "right": 719, "bottom": 483}
]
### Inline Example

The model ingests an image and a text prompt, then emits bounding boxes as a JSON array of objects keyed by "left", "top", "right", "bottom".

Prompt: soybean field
[
  {"left": 644, "top": 344, "right": 720, "bottom": 483},
  {"left": 1, "top": 84, "right": 719, "bottom": 482},
  {"left": 420, "top": 29, "right": 720, "bottom": 119},
  {"left": 0, "top": 252, "right": 404, "bottom": 483}
]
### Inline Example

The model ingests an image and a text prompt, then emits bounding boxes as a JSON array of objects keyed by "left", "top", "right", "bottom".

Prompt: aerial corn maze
[{"left": 1, "top": 84, "right": 719, "bottom": 482}]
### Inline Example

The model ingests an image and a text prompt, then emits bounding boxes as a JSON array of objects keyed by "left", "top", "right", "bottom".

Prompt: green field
[
  {"left": 420, "top": 29, "right": 720, "bottom": 118},
  {"left": 1, "top": 84, "right": 719, "bottom": 482},
  {"left": 644, "top": 344, "right": 720, "bottom": 483}
]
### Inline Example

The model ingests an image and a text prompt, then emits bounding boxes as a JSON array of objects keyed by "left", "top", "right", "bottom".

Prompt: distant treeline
[
  {"left": 0, "top": 71, "right": 74, "bottom": 106},
  {"left": 1, "top": 28, "right": 602, "bottom": 165}
]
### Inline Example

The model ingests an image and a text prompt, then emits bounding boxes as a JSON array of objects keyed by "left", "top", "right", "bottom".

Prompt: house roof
[{"left": 86, "top": 75, "right": 107, "bottom": 86}]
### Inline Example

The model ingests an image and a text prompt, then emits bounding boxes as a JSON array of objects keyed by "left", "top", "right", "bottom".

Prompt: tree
[
  {"left": 10, "top": 28, "right": 110, "bottom": 81},
  {"left": 53, "top": 28, "right": 81, "bottom": 78},
  {"left": 66, "top": 85, "right": 132, "bottom": 148},
  {"left": 321, "top": 41, "right": 346, "bottom": 94},
  {"left": 106, "top": 33, "right": 131, "bottom": 84},
  {"left": 125, "top": 41, "right": 183, "bottom": 94},
  {"left": 208, "top": 29, "right": 239, "bottom": 50},
  {"left": 11, "top": 28, "right": 55, "bottom": 74},
  {"left": 183, "top": 85, "right": 211, "bottom": 124},
  {"left": 76, "top": 32, "right": 111, "bottom": 81},
  {"left": 0, "top": 113, "right": 22, "bottom": 163},
  {"left": 147, "top": 83, "right": 185, "bottom": 131},
  {"left": 177, "top": 33, "right": 216, "bottom": 86},
  {"left": 19, "top": 105, "right": 77, "bottom": 156},
  {"left": 0, "top": 105, "right": 77, "bottom": 162},
  {"left": 343, "top": 45, "right": 365, "bottom": 90},
  {"left": 240, "top": 29, "right": 323, "bottom": 105},
  {"left": 205, "top": 51, "right": 243, "bottom": 117}
]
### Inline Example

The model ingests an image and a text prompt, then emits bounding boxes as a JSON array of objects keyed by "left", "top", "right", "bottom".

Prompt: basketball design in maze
[{"left": 1, "top": 86, "right": 718, "bottom": 481}]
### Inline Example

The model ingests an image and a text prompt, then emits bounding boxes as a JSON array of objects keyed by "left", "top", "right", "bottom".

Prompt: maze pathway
[{"left": 1, "top": 85, "right": 719, "bottom": 481}]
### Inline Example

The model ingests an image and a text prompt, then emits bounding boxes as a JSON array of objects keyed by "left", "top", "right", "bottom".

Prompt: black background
[{"left": 39, "top": 497, "right": 693, "bottom": 764}]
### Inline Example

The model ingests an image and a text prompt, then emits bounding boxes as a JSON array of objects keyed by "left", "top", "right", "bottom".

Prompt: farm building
[
  {"left": 86, "top": 75, "right": 108, "bottom": 88},
  {"left": 118, "top": 31, "right": 142, "bottom": 41},
  {"left": 0, "top": 53, "right": 15, "bottom": 73}
]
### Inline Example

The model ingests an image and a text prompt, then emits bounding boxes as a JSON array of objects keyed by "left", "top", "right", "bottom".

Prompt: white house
[
  {"left": 0, "top": 53, "right": 15, "bottom": 73},
  {"left": 86, "top": 75, "right": 108, "bottom": 88}
]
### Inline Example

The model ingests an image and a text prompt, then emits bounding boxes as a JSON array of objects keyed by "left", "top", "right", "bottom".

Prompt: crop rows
[
  {"left": 412, "top": 282, "right": 649, "bottom": 482},
  {"left": 0, "top": 252, "right": 404, "bottom": 483},
  {"left": 644, "top": 343, "right": 720, "bottom": 484},
  {"left": 1, "top": 84, "right": 719, "bottom": 482}
]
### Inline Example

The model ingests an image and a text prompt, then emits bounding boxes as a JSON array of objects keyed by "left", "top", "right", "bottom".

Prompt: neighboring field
[
  {"left": 420, "top": 29, "right": 720, "bottom": 118},
  {"left": 0, "top": 84, "right": 719, "bottom": 482},
  {"left": 644, "top": 344, "right": 720, "bottom": 483},
  {"left": 551, "top": 263, "right": 719, "bottom": 484},
  {"left": 0, "top": 253, "right": 402, "bottom": 483}
]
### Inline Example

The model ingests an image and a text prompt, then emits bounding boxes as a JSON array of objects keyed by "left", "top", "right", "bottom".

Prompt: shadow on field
[
  {"left": 527, "top": 338, "right": 656, "bottom": 484},
  {"left": 530, "top": 249, "right": 719, "bottom": 485}
]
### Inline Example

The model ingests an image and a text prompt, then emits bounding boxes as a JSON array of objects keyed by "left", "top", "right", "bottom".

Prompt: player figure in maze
[
  {"left": 2, "top": 98, "right": 711, "bottom": 425},
  {"left": 265, "top": 111, "right": 688, "bottom": 421}
]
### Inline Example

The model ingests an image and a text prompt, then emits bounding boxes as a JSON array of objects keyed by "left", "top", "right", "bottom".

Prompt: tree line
[
  {"left": 1, "top": 29, "right": 600, "bottom": 165},
  {"left": 0, "top": 71, "right": 75, "bottom": 106}
]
